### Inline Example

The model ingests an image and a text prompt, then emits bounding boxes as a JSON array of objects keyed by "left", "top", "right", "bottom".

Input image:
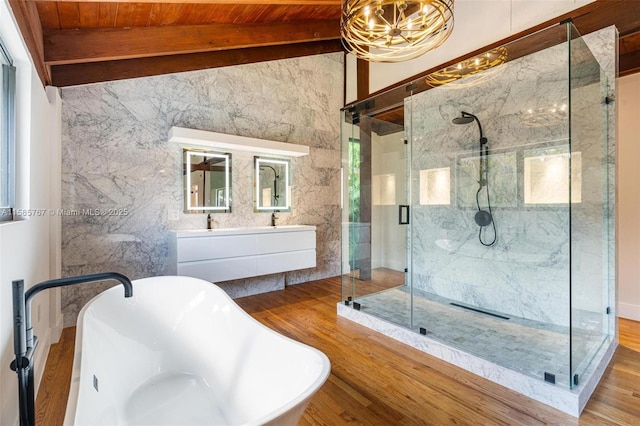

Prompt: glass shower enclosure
[{"left": 340, "top": 21, "right": 615, "bottom": 412}]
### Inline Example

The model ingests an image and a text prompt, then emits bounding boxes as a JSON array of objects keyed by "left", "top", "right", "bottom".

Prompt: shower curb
[{"left": 337, "top": 302, "right": 616, "bottom": 417}]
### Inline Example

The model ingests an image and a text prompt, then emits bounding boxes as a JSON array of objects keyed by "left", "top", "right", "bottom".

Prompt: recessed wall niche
[
  {"left": 419, "top": 168, "right": 450, "bottom": 205},
  {"left": 524, "top": 149, "right": 582, "bottom": 204}
]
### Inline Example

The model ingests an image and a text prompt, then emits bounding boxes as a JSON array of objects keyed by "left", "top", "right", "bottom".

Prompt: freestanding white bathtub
[{"left": 64, "top": 276, "right": 331, "bottom": 425}]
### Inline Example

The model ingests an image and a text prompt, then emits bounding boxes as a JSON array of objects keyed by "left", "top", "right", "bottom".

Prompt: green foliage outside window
[{"left": 348, "top": 138, "right": 360, "bottom": 270}]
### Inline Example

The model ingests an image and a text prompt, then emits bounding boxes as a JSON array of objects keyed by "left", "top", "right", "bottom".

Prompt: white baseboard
[
  {"left": 371, "top": 259, "right": 404, "bottom": 272},
  {"left": 33, "top": 328, "right": 52, "bottom": 397},
  {"left": 51, "top": 312, "right": 64, "bottom": 344},
  {"left": 618, "top": 302, "right": 640, "bottom": 322},
  {"left": 32, "top": 312, "right": 64, "bottom": 401},
  {"left": 385, "top": 260, "right": 405, "bottom": 272}
]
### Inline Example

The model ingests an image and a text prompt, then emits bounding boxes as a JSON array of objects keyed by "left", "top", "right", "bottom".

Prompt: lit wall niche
[
  {"left": 419, "top": 167, "right": 451, "bottom": 205},
  {"left": 372, "top": 174, "right": 396, "bottom": 205},
  {"left": 524, "top": 150, "right": 582, "bottom": 204}
]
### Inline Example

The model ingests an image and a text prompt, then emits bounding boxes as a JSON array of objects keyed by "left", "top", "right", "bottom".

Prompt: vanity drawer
[{"left": 169, "top": 226, "right": 316, "bottom": 282}]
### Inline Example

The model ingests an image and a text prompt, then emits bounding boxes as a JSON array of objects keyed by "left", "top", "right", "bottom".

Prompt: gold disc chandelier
[
  {"left": 341, "top": 0, "right": 455, "bottom": 62},
  {"left": 424, "top": 47, "right": 509, "bottom": 87}
]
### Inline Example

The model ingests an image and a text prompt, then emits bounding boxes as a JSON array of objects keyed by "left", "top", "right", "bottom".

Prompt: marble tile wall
[
  {"left": 60, "top": 53, "right": 343, "bottom": 326},
  {"left": 407, "top": 26, "right": 616, "bottom": 328}
]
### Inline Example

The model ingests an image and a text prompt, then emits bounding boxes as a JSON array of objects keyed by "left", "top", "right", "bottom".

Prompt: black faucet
[
  {"left": 10, "top": 272, "right": 133, "bottom": 426},
  {"left": 271, "top": 211, "right": 279, "bottom": 227}
]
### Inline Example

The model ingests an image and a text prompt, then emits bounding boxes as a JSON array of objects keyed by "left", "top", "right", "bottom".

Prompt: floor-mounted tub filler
[{"left": 63, "top": 276, "right": 330, "bottom": 426}]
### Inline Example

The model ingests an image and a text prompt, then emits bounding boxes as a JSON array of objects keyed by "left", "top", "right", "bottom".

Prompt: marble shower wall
[
  {"left": 407, "top": 26, "right": 616, "bottom": 328},
  {"left": 61, "top": 53, "right": 343, "bottom": 326}
]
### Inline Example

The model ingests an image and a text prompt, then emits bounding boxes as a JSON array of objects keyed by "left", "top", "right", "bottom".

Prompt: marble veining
[
  {"left": 339, "top": 25, "right": 616, "bottom": 417},
  {"left": 61, "top": 53, "right": 343, "bottom": 326},
  {"left": 338, "top": 301, "right": 616, "bottom": 417},
  {"left": 354, "top": 286, "right": 604, "bottom": 387},
  {"left": 406, "top": 26, "right": 616, "bottom": 329}
]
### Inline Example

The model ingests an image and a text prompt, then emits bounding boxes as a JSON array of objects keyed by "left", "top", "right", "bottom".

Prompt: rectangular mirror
[
  {"left": 184, "top": 149, "right": 232, "bottom": 213},
  {"left": 255, "top": 157, "right": 291, "bottom": 212}
]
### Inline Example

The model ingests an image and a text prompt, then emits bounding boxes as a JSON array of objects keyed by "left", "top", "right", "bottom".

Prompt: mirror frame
[
  {"left": 254, "top": 157, "right": 291, "bottom": 212},
  {"left": 184, "top": 149, "right": 232, "bottom": 213}
]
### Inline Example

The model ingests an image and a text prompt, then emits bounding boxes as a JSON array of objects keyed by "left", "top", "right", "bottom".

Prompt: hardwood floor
[
  {"left": 35, "top": 325, "right": 76, "bottom": 426},
  {"left": 36, "top": 277, "right": 640, "bottom": 425},
  {"left": 344, "top": 267, "right": 406, "bottom": 299}
]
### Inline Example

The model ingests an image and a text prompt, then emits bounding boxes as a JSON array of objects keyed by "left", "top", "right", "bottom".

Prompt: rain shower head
[
  {"left": 452, "top": 111, "right": 485, "bottom": 142},
  {"left": 452, "top": 115, "right": 475, "bottom": 125}
]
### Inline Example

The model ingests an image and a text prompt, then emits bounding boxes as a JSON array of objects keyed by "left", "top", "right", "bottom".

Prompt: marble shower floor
[{"left": 355, "top": 286, "right": 606, "bottom": 388}]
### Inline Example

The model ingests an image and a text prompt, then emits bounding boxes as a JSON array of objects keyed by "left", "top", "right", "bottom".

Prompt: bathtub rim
[{"left": 63, "top": 275, "right": 331, "bottom": 426}]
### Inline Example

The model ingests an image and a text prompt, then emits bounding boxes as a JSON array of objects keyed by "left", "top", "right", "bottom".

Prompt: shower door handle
[{"left": 399, "top": 205, "right": 410, "bottom": 225}]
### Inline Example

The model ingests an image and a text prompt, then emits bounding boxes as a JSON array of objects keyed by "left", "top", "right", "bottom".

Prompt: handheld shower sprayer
[{"left": 452, "top": 111, "right": 497, "bottom": 246}]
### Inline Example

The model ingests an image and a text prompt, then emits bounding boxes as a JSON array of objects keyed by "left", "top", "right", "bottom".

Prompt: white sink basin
[{"left": 171, "top": 225, "right": 315, "bottom": 237}]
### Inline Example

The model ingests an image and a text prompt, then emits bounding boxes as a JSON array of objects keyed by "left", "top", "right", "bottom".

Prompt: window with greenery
[
  {"left": 0, "top": 39, "right": 15, "bottom": 222},
  {"left": 348, "top": 138, "right": 361, "bottom": 221},
  {"left": 348, "top": 137, "right": 360, "bottom": 269}
]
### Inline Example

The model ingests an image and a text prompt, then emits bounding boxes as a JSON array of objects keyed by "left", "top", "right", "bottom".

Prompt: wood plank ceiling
[
  {"left": 6, "top": 0, "right": 640, "bottom": 88},
  {"left": 9, "top": 0, "right": 343, "bottom": 86}
]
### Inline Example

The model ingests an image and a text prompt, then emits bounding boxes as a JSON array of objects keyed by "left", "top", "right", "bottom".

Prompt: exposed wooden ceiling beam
[
  {"left": 620, "top": 30, "right": 640, "bottom": 54},
  {"left": 571, "top": 0, "right": 640, "bottom": 37},
  {"left": 29, "top": 0, "right": 340, "bottom": 4},
  {"left": 354, "top": 0, "right": 639, "bottom": 110},
  {"left": 356, "top": 58, "right": 369, "bottom": 101},
  {"left": 620, "top": 30, "right": 640, "bottom": 76},
  {"left": 50, "top": 39, "right": 342, "bottom": 86},
  {"left": 44, "top": 20, "right": 340, "bottom": 65},
  {"left": 7, "top": 0, "right": 50, "bottom": 85},
  {"left": 620, "top": 49, "right": 640, "bottom": 77}
]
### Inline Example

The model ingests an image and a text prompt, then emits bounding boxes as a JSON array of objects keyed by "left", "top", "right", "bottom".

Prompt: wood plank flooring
[
  {"left": 344, "top": 267, "right": 406, "bottom": 298},
  {"left": 36, "top": 277, "right": 640, "bottom": 425},
  {"left": 35, "top": 325, "right": 76, "bottom": 426}
]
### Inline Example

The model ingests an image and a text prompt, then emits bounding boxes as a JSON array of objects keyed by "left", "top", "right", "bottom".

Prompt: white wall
[
  {"left": 618, "top": 73, "right": 640, "bottom": 321},
  {"left": 371, "top": 130, "right": 406, "bottom": 272},
  {"left": 0, "top": 1, "right": 62, "bottom": 424},
  {"left": 345, "top": 0, "right": 598, "bottom": 96},
  {"left": 345, "top": 54, "right": 358, "bottom": 104}
]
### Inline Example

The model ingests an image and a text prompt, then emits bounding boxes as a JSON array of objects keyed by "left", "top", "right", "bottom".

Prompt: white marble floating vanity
[{"left": 168, "top": 225, "right": 316, "bottom": 282}]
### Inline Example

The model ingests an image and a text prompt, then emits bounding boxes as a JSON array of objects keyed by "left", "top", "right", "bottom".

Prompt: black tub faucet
[
  {"left": 271, "top": 211, "right": 279, "bottom": 227},
  {"left": 10, "top": 272, "right": 132, "bottom": 426}
]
